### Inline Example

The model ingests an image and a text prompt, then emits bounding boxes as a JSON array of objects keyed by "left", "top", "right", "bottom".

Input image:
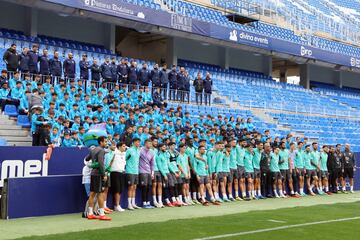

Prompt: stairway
[{"left": 0, "top": 114, "right": 32, "bottom": 146}]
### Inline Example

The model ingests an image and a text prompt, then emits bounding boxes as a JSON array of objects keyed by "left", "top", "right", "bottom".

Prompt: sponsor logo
[
  {"left": 171, "top": 14, "right": 192, "bottom": 32},
  {"left": 0, "top": 154, "right": 48, "bottom": 187},
  {"left": 238, "top": 32, "right": 269, "bottom": 45},
  {"left": 350, "top": 57, "right": 360, "bottom": 68},
  {"left": 301, "top": 46, "right": 313, "bottom": 57},
  {"left": 229, "top": 30, "right": 238, "bottom": 41},
  {"left": 85, "top": 0, "right": 135, "bottom": 16}
]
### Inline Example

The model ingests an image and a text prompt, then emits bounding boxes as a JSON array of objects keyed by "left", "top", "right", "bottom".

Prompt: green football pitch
[{"left": 1, "top": 192, "right": 359, "bottom": 240}]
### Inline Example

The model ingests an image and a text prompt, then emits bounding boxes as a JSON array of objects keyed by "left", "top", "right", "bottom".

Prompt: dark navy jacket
[
  {"left": 19, "top": 53, "right": 30, "bottom": 72},
  {"left": 91, "top": 64, "right": 101, "bottom": 81},
  {"left": 117, "top": 63, "right": 129, "bottom": 83},
  {"left": 63, "top": 58, "right": 76, "bottom": 78},
  {"left": 138, "top": 68, "right": 150, "bottom": 86},
  {"left": 151, "top": 68, "right": 161, "bottom": 87},
  {"left": 49, "top": 57, "right": 62, "bottom": 77},
  {"left": 39, "top": 55, "right": 50, "bottom": 75},
  {"left": 101, "top": 62, "right": 112, "bottom": 79},
  {"left": 204, "top": 77, "right": 212, "bottom": 93},
  {"left": 110, "top": 63, "right": 117, "bottom": 82},
  {"left": 79, "top": 60, "right": 90, "bottom": 80},
  {"left": 160, "top": 69, "right": 168, "bottom": 87},
  {"left": 168, "top": 70, "right": 177, "bottom": 89},
  {"left": 177, "top": 72, "right": 186, "bottom": 90},
  {"left": 28, "top": 50, "right": 39, "bottom": 73},
  {"left": 128, "top": 66, "right": 138, "bottom": 85}
]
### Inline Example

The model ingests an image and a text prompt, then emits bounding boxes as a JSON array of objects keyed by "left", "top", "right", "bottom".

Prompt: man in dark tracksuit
[
  {"left": 193, "top": 72, "right": 204, "bottom": 105},
  {"left": 19, "top": 47, "right": 30, "bottom": 73},
  {"left": 176, "top": 67, "right": 186, "bottom": 102},
  {"left": 49, "top": 51, "right": 62, "bottom": 78},
  {"left": 328, "top": 146, "right": 339, "bottom": 193},
  {"left": 110, "top": 57, "right": 118, "bottom": 83},
  {"left": 79, "top": 54, "right": 90, "bottom": 81},
  {"left": 3, "top": 44, "right": 19, "bottom": 72},
  {"left": 138, "top": 63, "right": 150, "bottom": 88},
  {"left": 90, "top": 59, "right": 101, "bottom": 82},
  {"left": 101, "top": 58, "right": 112, "bottom": 83},
  {"left": 260, "top": 143, "right": 272, "bottom": 198},
  {"left": 39, "top": 49, "right": 50, "bottom": 78},
  {"left": 63, "top": 53, "right": 76, "bottom": 80},
  {"left": 85, "top": 136, "right": 111, "bottom": 220},
  {"left": 117, "top": 58, "right": 129, "bottom": 85},
  {"left": 128, "top": 61, "right": 138, "bottom": 91},
  {"left": 151, "top": 64, "right": 161, "bottom": 94},
  {"left": 341, "top": 144, "right": 356, "bottom": 193},
  {"left": 184, "top": 70, "right": 190, "bottom": 103},
  {"left": 160, "top": 64, "right": 168, "bottom": 99},
  {"left": 204, "top": 72, "right": 212, "bottom": 106},
  {"left": 28, "top": 45, "right": 39, "bottom": 74},
  {"left": 168, "top": 65, "right": 177, "bottom": 101}
]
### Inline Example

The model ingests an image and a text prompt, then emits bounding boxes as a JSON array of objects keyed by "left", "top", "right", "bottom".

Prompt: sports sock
[
  {"left": 300, "top": 188, "right": 304, "bottom": 194},
  {"left": 235, "top": 190, "right": 239, "bottom": 197},
  {"left": 192, "top": 192, "right": 197, "bottom": 200},
  {"left": 171, "top": 197, "right": 176, "bottom": 202},
  {"left": 104, "top": 201, "right": 107, "bottom": 208},
  {"left": 178, "top": 195, "right": 183, "bottom": 203},
  {"left": 98, "top": 208, "right": 105, "bottom": 216},
  {"left": 228, "top": 194, "right": 233, "bottom": 199},
  {"left": 157, "top": 195, "right": 162, "bottom": 204},
  {"left": 279, "top": 190, "right": 283, "bottom": 195},
  {"left": 153, "top": 196, "right": 158, "bottom": 204},
  {"left": 88, "top": 207, "right": 93, "bottom": 215},
  {"left": 257, "top": 190, "right": 261, "bottom": 196},
  {"left": 128, "top": 198, "right": 132, "bottom": 207},
  {"left": 214, "top": 192, "right": 219, "bottom": 199},
  {"left": 242, "top": 192, "right": 246, "bottom": 198},
  {"left": 165, "top": 198, "right": 170, "bottom": 204},
  {"left": 325, "top": 186, "right": 329, "bottom": 192},
  {"left": 350, "top": 186, "right": 354, "bottom": 191},
  {"left": 248, "top": 191, "right": 251, "bottom": 197}
]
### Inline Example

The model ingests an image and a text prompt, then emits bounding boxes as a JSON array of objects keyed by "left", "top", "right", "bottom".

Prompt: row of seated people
[{"left": 2, "top": 44, "right": 213, "bottom": 100}]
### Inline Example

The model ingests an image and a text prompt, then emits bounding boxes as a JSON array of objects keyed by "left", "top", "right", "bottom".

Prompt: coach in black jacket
[{"left": 3, "top": 44, "right": 19, "bottom": 71}]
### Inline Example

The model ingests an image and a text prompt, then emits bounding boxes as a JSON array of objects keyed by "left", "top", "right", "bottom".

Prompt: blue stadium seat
[
  {"left": 4, "top": 105, "right": 18, "bottom": 117},
  {"left": 17, "top": 115, "right": 31, "bottom": 128}
]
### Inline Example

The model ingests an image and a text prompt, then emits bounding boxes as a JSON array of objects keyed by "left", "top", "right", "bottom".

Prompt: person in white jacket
[{"left": 109, "top": 141, "right": 127, "bottom": 212}]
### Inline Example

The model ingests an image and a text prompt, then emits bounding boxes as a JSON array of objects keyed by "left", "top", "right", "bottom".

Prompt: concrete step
[
  {"left": 7, "top": 141, "right": 32, "bottom": 146},
  {"left": 0, "top": 129, "right": 29, "bottom": 137},
  {"left": 0, "top": 124, "right": 22, "bottom": 130},
  {"left": 4, "top": 136, "right": 32, "bottom": 142}
]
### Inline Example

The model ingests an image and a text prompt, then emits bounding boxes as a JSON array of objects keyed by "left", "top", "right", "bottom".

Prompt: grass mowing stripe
[{"left": 193, "top": 216, "right": 360, "bottom": 240}]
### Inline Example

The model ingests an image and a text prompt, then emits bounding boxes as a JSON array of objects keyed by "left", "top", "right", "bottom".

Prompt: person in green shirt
[
  {"left": 230, "top": 139, "right": 241, "bottom": 201},
  {"left": 311, "top": 142, "right": 325, "bottom": 195},
  {"left": 320, "top": 145, "right": 330, "bottom": 194},
  {"left": 294, "top": 142, "right": 306, "bottom": 196},
  {"left": 185, "top": 138, "right": 199, "bottom": 204},
  {"left": 195, "top": 145, "right": 221, "bottom": 206},
  {"left": 214, "top": 141, "right": 225, "bottom": 202},
  {"left": 221, "top": 144, "right": 232, "bottom": 201},
  {"left": 253, "top": 141, "right": 264, "bottom": 199},
  {"left": 279, "top": 142, "right": 293, "bottom": 196},
  {"left": 150, "top": 137, "right": 163, "bottom": 208},
  {"left": 168, "top": 142, "right": 183, "bottom": 207},
  {"left": 270, "top": 146, "right": 286, "bottom": 198},
  {"left": 125, "top": 138, "right": 141, "bottom": 210},
  {"left": 236, "top": 139, "right": 247, "bottom": 199},
  {"left": 303, "top": 144, "right": 319, "bottom": 196},
  {"left": 244, "top": 143, "right": 255, "bottom": 200},
  {"left": 177, "top": 143, "right": 191, "bottom": 205},
  {"left": 209, "top": 142, "right": 221, "bottom": 202}
]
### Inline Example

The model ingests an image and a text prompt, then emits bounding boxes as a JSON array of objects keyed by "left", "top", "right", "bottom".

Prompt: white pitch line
[
  {"left": 268, "top": 219, "right": 286, "bottom": 223},
  {"left": 193, "top": 216, "right": 360, "bottom": 240}
]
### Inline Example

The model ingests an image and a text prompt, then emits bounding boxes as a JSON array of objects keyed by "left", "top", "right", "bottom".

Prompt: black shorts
[
  {"left": 271, "top": 171, "right": 282, "bottom": 181},
  {"left": 237, "top": 166, "right": 246, "bottom": 179},
  {"left": 343, "top": 168, "right": 354, "bottom": 179},
  {"left": 320, "top": 170, "right": 329, "bottom": 179},
  {"left": 306, "top": 170, "right": 318, "bottom": 178},
  {"left": 90, "top": 175, "right": 104, "bottom": 193},
  {"left": 254, "top": 169, "right": 261, "bottom": 179},
  {"left": 153, "top": 171, "right": 162, "bottom": 183},
  {"left": 198, "top": 175, "right": 209, "bottom": 185},
  {"left": 245, "top": 172, "right": 254, "bottom": 179},
  {"left": 218, "top": 172, "right": 229, "bottom": 182},
  {"left": 280, "top": 169, "right": 291, "bottom": 180},
  {"left": 126, "top": 173, "right": 139, "bottom": 185},
  {"left": 182, "top": 177, "right": 190, "bottom": 184},
  {"left": 139, "top": 173, "right": 152, "bottom": 186},
  {"left": 164, "top": 173, "right": 176, "bottom": 187},
  {"left": 296, "top": 168, "right": 305, "bottom": 177},
  {"left": 229, "top": 168, "right": 239, "bottom": 182},
  {"left": 332, "top": 168, "right": 342, "bottom": 179},
  {"left": 110, "top": 172, "right": 125, "bottom": 194}
]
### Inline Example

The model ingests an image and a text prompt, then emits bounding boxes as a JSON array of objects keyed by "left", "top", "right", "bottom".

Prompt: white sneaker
[
  {"left": 114, "top": 206, "right": 125, "bottom": 212},
  {"left": 128, "top": 205, "right": 135, "bottom": 210},
  {"left": 133, "top": 204, "right": 141, "bottom": 209},
  {"left": 350, "top": 190, "right": 355, "bottom": 194},
  {"left": 154, "top": 202, "right": 161, "bottom": 208},
  {"left": 280, "top": 194, "right": 287, "bottom": 198}
]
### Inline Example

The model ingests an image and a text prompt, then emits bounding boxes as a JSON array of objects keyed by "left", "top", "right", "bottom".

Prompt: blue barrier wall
[{"left": 0, "top": 147, "right": 359, "bottom": 219}]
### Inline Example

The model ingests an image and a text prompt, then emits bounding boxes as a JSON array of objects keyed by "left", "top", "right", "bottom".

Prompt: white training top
[{"left": 111, "top": 149, "right": 126, "bottom": 173}]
